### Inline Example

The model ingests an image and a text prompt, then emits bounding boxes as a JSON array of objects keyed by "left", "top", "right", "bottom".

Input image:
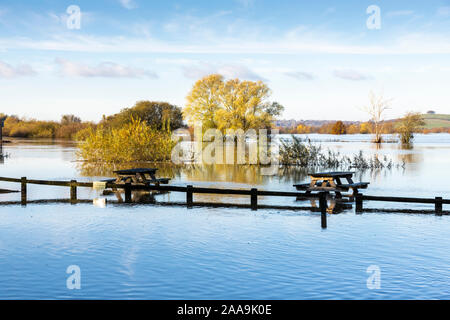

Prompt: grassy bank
[{"left": 421, "top": 114, "right": 450, "bottom": 129}]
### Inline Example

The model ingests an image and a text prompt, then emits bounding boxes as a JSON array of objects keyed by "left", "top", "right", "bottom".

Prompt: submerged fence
[
  {"left": 0, "top": 176, "right": 448, "bottom": 229},
  {"left": 356, "top": 194, "right": 450, "bottom": 215}
]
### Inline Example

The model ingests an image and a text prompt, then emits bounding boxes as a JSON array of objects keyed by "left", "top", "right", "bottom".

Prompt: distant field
[{"left": 422, "top": 114, "right": 450, "bottom": 129}]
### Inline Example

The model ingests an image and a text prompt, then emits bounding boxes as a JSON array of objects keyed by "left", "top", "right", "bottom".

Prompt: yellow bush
[{"left": 77, "top": 118, "right": 175, "bottom": 163}]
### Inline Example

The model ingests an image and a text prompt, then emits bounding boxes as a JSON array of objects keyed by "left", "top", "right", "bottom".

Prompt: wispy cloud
[
  {"left": 119, "top": 0, "right": 137, "bottom": 10},
  {"left": 2, "top": 14, "right": 450, "bottom": 55},
  {"left": 55, "top": 58, "right": 157, "bottom": 78},
  {"left": 284, "top": 71, "right": 315, "bottom": 81},
  {"left": 182, "top": 63, "right": 266, "bottom": 81},
  {"left": 0, "top": 61, "right": 36, "bottom": 79},
  {"left": 235, "top": 0, "right": 255, "bottom": 8},
  {"left": 333, "top": 69, "right": 371, "bottom": 81},
  {"left": 437, "top": 6, "right": 450, "bottom": 17},
  {"left": 323, "top": 7, "right": 336, "bottom": 15}
]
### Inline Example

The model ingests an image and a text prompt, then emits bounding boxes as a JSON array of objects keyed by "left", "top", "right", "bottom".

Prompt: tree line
[{"left": 1, "top": 75, "right": 445, "bottom": 148}]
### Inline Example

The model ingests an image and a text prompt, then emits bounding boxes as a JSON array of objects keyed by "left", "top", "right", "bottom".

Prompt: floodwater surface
[{"left": 0, "top": 134, "right": 449, "bottom": 299}]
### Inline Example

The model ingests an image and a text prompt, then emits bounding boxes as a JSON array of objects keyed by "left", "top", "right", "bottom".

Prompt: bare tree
[{"left": 363, "top": 91, "right": 393, "bottom": 143}]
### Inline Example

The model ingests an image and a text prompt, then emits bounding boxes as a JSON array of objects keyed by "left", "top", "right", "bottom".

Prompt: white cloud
[
  {"left": 182, "top": 63, "right": 266, "bottom": 81},
  {"left": 333, "top": 69, "right": 371, "bottom": 81},
  {"left": 55, "top": 58, "right": 158, "bottom": 78},
  {"left": 2, "top": 23, "right": 450, "bottom": 55},
  {"left": 284, "top": 71, "right": 315, "bottom": 80},
  {"left": 437, "top": 6, "right": 450, "bottom": 17},
  {"left": 0, "top": 61, "right": 36, "bottom": 78},
  {"left": 163, "top": 22, "right": 179, "bottom": 33},
  {"left": 119, "top": 0, "right": 137, "bottom": 10}
]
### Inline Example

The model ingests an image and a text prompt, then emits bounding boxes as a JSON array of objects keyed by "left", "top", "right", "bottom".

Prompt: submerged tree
[
  {"left": 184, "top": 74, "right": 284, "bottom": 131},
  {"left": 61, "top": 114, "right": 81, "bottom": 125},
  {"left": 184, "top": 74, "right": 224, "bottom": 129},
  {"left": 363, "top": 91, "right": 393, "bottom": 143},
  {"left": 331, "top": 121, "right": 347, "bottom": 135},
  {"left": 396, "top": 112, "right": 425, "bottom": 145},
  {"left": 102, "top": 101, "right": 184, "bottom": 131}
]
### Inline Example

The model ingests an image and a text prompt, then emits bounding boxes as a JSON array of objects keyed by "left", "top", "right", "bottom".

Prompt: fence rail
[
  {"left": 0, "top": 176, "right": 330, "bottom": 228},
  {"left": 0, "top": 176, "right": 449, "bottom": 228},
  {"left": 356, "top": 194, "right": 449, "bottom": 215}
]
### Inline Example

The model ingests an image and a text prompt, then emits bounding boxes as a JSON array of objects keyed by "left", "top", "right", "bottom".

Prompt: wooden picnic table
[
  {"left": 294, "top": 171, "right": 369, "bottom": 201},
  {"left": 110, "top": 168, "right": 170, "bottom": 186},
  {"left": 100, "top": 168, "right": 170, "bottom": 203}
]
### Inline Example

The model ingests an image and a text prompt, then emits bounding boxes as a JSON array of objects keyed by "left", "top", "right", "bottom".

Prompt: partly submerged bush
[
  {"left": 279, "top": 135, "right": 399, "bottom": 170},
  {"left": 77, "top": 118, "right": 175, "bottom": 163}
]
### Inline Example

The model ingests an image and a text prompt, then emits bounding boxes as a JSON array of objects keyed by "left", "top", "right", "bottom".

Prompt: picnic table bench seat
[
  {"left": 101, "top": 176, "right": 135, "bottom": 183},
  {"left": 152, "top": 178, "right": 170, "bottom": 184},
  {"left": 294, "top": 181, "right": 369, "bottom": 191},
  {"left": 338, "top": 182, "right": 369, "bottom": 189},
  {"left": 293, "top": 183, "right": 311, "bottom": 190}
]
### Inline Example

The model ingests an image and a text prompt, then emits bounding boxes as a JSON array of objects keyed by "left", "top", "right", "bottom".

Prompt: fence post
[
  {"left": 70, "top": 180, "right": 77, "bottom": 204},
  {"left": 319, "top": 192, "right": 327, "bottom": 229},
  {"left": 124, "top": 182, "right": 132, "bottom": 203},
  {"left": 435, "top": 197, "right": 443, "bottom": 215},
  {"left": 21, "top": 177, "right": 27, "bottom": 206},
  {"left": 356, "top": 193, "right": 363, "bottom": 213},
  {"left": 186, "top": 185, "right": 193, "bottom": 208},
  {"left": 251, "top": 188, "right": 258, "bottom": 211}
]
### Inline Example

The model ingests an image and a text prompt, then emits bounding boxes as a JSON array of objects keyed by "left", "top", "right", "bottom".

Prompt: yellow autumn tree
[
  {"left": 184, "top": 74, "right": 224, "bottom": 129},
  {"left": 184, "top": 74, "right": 283, "bottom": 132},
  {"left": 296, "top": 124, "right": 310, "bottom": 134}
]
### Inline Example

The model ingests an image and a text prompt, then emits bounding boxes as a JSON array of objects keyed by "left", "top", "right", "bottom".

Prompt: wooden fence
[
  {"left": 0, "top": 176, "right": 449, "bottom": 229},
  {"left": 356, "top": 194, "right": 450, "bottom": 216}
]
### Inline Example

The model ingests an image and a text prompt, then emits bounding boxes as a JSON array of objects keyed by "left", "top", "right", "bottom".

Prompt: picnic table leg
[
  {"left": 115, "top": 191, "right": 123, "bottom": 203},
  {"left": 319, "top": 192, "right": 327, "bottom": 228},
  {"left": 125, "top": 183, "right": 132, "bottom": 203},
  {"left": 148, "top": 172, "right": 161, "bottom": 186},
  {"left": 135, "top": 173, "right": 144, "bottom": 183},
  {"left": 349, "top": 188, "right": 359, "bottom": 201},
  {"left": 327, "top": 199, "right": 336, "bottom": 214}
]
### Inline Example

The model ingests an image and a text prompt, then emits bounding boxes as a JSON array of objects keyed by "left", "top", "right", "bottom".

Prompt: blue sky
[{"left": 1, "top": 0, "right": 450, "bottom": 121}]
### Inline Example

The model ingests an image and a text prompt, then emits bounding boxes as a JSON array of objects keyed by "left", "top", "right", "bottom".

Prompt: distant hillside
[
  {"left": 274, "top": 114, "right": 450, "bottom": 129},
  {"left": 274, "top": 119, "right": 360, "bottom": 128},
  {"left": 421, "top": 114, "right": 450, "bottom": 129}
]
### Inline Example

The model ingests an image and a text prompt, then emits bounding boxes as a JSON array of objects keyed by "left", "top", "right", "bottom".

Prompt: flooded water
[{"left": 0, "top": 134, "right": 449, "bottom": 299}]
